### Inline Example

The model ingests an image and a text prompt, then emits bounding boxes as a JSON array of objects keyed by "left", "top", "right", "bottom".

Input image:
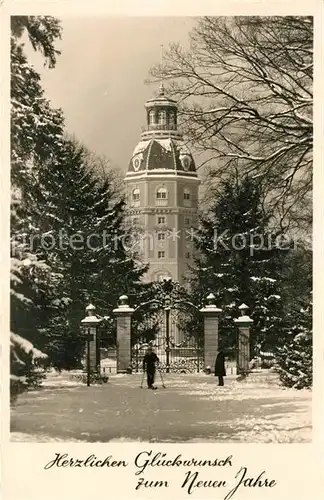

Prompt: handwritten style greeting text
[{"left": 44, "top": 450, "right": 277, "bottom": 498}]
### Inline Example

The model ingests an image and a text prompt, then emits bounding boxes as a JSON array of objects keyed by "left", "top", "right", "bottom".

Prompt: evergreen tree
[
  {"left": 188, "top": 176, "right": 290, "bottom": 357},
  {"left": 275, "top": 296, "right": 312, "bottom": 389},
  {"left": 280, "top": 244, "right": 312, "bottom": 308},
  {"left": 10, "top": 16, "right": 64, "bottom": 396},
  {"left": 29, "top": 139, "right": 148, "bottom": 369},
  {"left": 274, "top": 244, "right": 312, "bottom": 388}
]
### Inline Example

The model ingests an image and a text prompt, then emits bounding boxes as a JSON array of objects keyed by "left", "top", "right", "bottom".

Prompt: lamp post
[{"left": 81, "top": 303, "right": 102, "bottom": 386}]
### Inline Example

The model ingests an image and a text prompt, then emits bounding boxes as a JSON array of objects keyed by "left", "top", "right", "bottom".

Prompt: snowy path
[{"left": 11, "top": 370, "right": 311, "bottom": 443}]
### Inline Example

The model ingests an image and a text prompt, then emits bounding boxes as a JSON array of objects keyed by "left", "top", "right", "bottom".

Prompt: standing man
[
  {"left": 143, "top": 345, "right": 159, "bottom": 389},
  {"left": 214, "top": 350, "right": 226, "bottom": 386}
]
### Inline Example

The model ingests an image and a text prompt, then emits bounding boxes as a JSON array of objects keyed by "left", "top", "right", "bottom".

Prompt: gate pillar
[
  {"left": 200, "top": 293, "right": 222, "bottom": 370},
  {"left": 81, "top": 303, "right": 102, "bottom": 379},
  {"left": 234, "top": 303, "right": 253, "bottom": 375},
  {"left": 113, "top": 295, "right": 134, "bottom": 373}
]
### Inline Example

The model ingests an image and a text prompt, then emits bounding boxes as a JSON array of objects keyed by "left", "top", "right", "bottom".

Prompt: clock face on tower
[
  {"left": 132, "top": 154, "right": 142, "bottom": 171},
  {"left": 181, "top": 155, "right": 191, "bottom": 171}
]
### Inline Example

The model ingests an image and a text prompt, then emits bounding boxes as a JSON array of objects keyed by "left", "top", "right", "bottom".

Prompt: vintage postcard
[{"left": 1, "top": 0, "right": 323, "bottom": 499}]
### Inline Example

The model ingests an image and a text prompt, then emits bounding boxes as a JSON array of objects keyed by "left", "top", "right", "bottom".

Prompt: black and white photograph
[{"left": 8, "top": 12, "right": 314, "bottom": 446}]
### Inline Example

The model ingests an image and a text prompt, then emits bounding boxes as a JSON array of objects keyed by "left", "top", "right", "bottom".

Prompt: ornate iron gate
[{"left": 131, "top": 297, "right": 203, "bottom": 374}]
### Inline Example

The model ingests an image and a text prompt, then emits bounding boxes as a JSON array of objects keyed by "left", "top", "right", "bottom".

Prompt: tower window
[
  {"left": 158, "top": 110, "right": 166, "bottom": 126},
  {"left": 169, "top": 111, "right": 175, "bottom": 127},
  {"left": 156, "top": 187, "right": 168, "bottom": 206},
  {"left": 158, "top": 216, "right": 166, "bottom": 225},
  {"left": 156, "top": 187, "right": 168, "bottom": 199},
  {"left": 184, "top": 217, "right": 190, "bottom": 226},
  {"left": 158, "top": 251, "right": 165, "bottom": 259},
  {"left": 132, "top": 216, "right": 139, "bottom": 225},
  {"left": 183, "top": 188, "right": 191, "bottom": 206},
  {"left": 157, "top": 232, "right": 166, "bottom": 241},
  {"left": 149, "top": 110, "right": 155, "bottom": 125},
  {"left": 132, "top": 188, "right": 140, "bottom": 201}
]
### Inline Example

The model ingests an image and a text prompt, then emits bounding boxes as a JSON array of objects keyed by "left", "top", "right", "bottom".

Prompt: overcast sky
[{"left": 27, "top": 17, "right": 197, "bottom": 172}]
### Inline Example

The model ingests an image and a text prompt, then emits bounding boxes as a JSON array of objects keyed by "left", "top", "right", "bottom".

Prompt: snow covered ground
[{"left": 11, "top": 369, "right": 311, "bottom": 443}]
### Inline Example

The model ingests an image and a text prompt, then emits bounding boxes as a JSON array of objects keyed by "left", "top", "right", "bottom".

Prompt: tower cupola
[
  {"left": 144, "top": 89, "right": 178, "bottom": 133},
  {"left": 127, "top": 81, "right": 197, "bottom": 176}
]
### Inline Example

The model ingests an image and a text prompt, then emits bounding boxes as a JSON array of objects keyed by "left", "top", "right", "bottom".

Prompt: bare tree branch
[{"left": 149, "top": 16, "right": 313, "bottom": 231}]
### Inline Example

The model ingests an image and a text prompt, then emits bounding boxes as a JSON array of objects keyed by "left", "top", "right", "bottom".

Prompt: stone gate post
[
  {"left": 81, "top": 303, "right": 102, "bottom": 386},
  {"left": 200, "top": 293, "right": 222, "bottom": 370},
  {"left": 113, "top": 295, "right": 134, "bottom": 373},
  {"left": 234, "top": 303, "right": 253, "bottom": 375}
]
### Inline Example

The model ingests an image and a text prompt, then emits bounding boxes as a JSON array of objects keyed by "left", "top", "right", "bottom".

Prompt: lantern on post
[{"left": 81, "top": 303, "right": 102, "bottom": 386}]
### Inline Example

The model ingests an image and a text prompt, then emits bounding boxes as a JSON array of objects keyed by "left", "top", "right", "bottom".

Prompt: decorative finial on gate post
[
  {"left": 234, "top": 303, "right": 253, "bottom": 326},
  {"left": 238, "top": 303, "right": 249, "bottom": 316},
  {"left": 200, "top": 293, "right": 222, "bottom": 312},
  {"left": 118, "top": 295, "right": 129, "bottom": 307},
  {"left": 85, "top": 303, "right": 96, "bottom": 316}
]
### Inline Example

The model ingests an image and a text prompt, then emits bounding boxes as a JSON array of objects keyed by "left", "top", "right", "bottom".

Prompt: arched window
[
  {"left": 184, "top": 188, "right": 191, "bottom": 199},
  {"left": 132, "top": 187, "right": 140, "bottom": 206},
  {"left": 132, "top": 188, "right": 140, "bottom": 200},
  {"left": 156, "top": 186, "right": 168, "bottom": 206},
  {"left": 149, "top": 110, "right": 155, "bottom": 125},
  {"left": 156, "top": 187, "right": 168, "bottom": 200},
  {"left": 158, "top": 110, "right": 166, "bottom": 126}
]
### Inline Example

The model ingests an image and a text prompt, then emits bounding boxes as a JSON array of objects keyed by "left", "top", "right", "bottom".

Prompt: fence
[{"left": 100, "top": 346, "right": 117, "bottom": 375}]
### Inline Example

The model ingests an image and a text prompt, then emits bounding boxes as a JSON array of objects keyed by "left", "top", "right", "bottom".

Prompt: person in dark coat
[
  {"left": 214, "top": 350, "right": 226, "bottom": 386},
  {"left": 143, "top": 346, "right": 159, "bottom": 389}
]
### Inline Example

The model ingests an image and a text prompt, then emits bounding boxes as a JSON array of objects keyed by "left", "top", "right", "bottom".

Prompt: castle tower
[{"left": 125, "top": 84, "right": 200, "bottom": 284}]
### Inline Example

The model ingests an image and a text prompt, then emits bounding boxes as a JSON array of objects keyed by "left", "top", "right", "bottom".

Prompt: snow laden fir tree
[
  {"left": 276, "top": 298, "right": 312, "bottom": 389},
  {"left": 188, "top": 176, "right": 291, "bottom": 357},
  {"left": 10, "top": 16, "right": 65, "bottom": 398},
  {"left": 29, "top": 138, "right": 149, "bottom": 369}
]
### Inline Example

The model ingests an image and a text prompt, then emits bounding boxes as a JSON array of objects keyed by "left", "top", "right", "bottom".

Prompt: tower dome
[{"left": 127, "top": 87, "right": 197, "bottom": 178}]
